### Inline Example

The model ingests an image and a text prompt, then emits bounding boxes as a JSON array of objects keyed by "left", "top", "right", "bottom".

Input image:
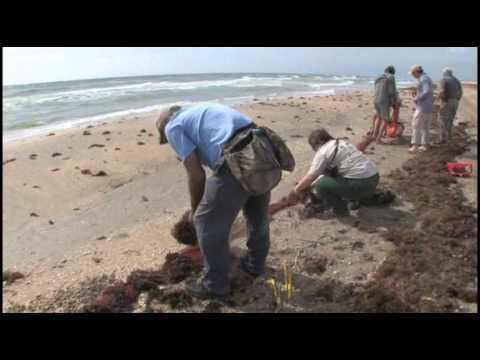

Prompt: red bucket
[{"left": 447, "top": 162, "right": 473, "bottom": 177}]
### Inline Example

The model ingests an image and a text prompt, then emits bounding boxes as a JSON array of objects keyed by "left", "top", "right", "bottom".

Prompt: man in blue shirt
[{"left": 156, "top": 103, "right": 271, "bottom": 300}]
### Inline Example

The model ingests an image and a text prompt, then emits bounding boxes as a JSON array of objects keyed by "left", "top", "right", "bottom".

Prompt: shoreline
[
  {"left": 3, "top": 84, "right": 377, "bottom": 145},
  {"left": 4, "top": 78, "right": 462, "bottom": 145}
]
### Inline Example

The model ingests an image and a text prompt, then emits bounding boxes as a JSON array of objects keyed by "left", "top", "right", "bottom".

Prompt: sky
[{"left": 3, "top": 47, "right": 477, "bottom": 85}]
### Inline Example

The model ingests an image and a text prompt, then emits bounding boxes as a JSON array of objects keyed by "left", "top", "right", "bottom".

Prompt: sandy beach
[{"left": 3, "top": 85, "right": 478, "bottom": 313}]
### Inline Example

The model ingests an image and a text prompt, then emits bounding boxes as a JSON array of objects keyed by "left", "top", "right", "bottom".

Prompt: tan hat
[
  {"left": 409, "top": 65, "right": 423, "bottom": 75},
  {"left": 155, "top": 105, "right": 182, "bottom": 144}
]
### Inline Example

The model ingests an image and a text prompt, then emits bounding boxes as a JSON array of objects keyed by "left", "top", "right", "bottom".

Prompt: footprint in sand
[
  {"left": 88, "top": 144, "right": 105, "bottom": 149},
  {"left": 3, "top": 158, "right": 16, "bottom": 165}
]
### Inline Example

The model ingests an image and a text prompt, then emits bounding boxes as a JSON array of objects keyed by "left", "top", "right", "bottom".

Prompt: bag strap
[{"left": 329, "top": 139, "right": 339, "bottom": 165}]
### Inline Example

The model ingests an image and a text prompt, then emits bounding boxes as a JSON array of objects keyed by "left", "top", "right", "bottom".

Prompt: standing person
[
  {"left": 285, "top": 128, "right": 379, "bottom": 218},
  {"left": 156, "top": 103, "right": 290, "bottom": 300},
  {"left": 437, "top": 67, "right": 463, "bottom": 144},
  {"left": 372, "top": 65, "right": 397, "bottom": 144},
  {"left": 409, "top": 65, "right": 434, "bottom": 153}
]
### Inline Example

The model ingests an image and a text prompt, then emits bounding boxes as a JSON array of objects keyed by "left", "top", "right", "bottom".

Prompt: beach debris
[
  {"left": 83, "top": 252, "right": 202, "bottom": 313},
  {"left": 346, "top": 127, "right": 353, "bottom": 131},
  {"left": 51, "top": 168, "right": 60, "bottom": 172},
  {"left": 29, "top": 154, "right": 38, "bottom": 160},
  {"left": 3, "top": 271, "right": 25, "bottom": 285},
  {"left": 114, "top": 147, "right": 121, "bottom": 151},
  {"left": 351, "top": 241, "right": 365, "bottom": 250},
  {"left": 256, "top": 115, "right": 263, "bottom": 119},
  {"left": 30, "top": 212, "right": 39, "bottom": 217},
  {"left": 92, "top": 171, "right": 108, "bottom": 177},
  {"left": 87, "top": 125, "right": 94, "bottom": 129},
  {"left": 290, "top": 134, "right": 304, "bottom": 138},
  {"left": 32, "top": 185, "right": 40, "bottom": 189},
  {"left": 88, "top": 144, "right": 105, "bottom": 149},
  {"left": 83, "top": 131, "right": 92, "bottom": 136},
  {"left": 97, "top": 236, "right": 107, "bottom": 241},
  {"left": 81, "top": 169, "right": 92, "bottom": 175},
  {"left": 51, "top": 152, "right": 62, "bottom": 157},
  {"left": 73, "top": 208, "right": 80, "bottom": 211},
  {"left": 171, "top": 210, "right": 197, "bottom": 246},
  {"left": 92, "top": 257, "right": 102, "bottom": 264},
  {"left": 140, "top": 129, "right": 147, "bottom": 133},
  {"left": 47, "top": 133, "right": 56, "bottom": 136},
  {"left": 106, "top": 138, "right": 111, "bottom": 141},
  {"left": 303, "top": 255, "right": 328, "bottom": 275},
  {"left": 3, "top": 158, "right": 16, "bottom": 165},
  {"left": 142, "top": 196, "right": 149, "bottom": 202},
  {"left": 148, "top": 133, "right": 154, "bottom": 137},
  {"left": 102, "top": 131, "right": 111, "bottom": 135},
  {"left": 49, "top": 220, "right": 55, "bottom": 225},
  {"left": 137, "top": 142, "right": 145, "bottom": 146}
]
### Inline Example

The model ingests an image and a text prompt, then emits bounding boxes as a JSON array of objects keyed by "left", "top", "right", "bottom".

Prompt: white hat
[{"left": 409, "top": 65, "right": 423, "bottom": 75}]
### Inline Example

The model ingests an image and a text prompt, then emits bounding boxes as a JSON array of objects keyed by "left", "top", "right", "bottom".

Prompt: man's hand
[{"left": 287, "top": 190, "right": 300, "bottom": 206}]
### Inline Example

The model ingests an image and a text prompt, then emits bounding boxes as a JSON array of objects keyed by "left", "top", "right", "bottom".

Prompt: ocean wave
[
  {"left": 3, "top": 101, "right": 195, "bottom": 142},
  {"left": 3, "top": 76, "right": 293, "bottom": 109},
  {"left": 308, "top": 81, "right": 355, "bottom": 88}
]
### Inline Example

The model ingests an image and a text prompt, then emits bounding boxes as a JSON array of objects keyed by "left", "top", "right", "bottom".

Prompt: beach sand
[{"left": 3, "top": 85, "right": 477, "bottom": 312}]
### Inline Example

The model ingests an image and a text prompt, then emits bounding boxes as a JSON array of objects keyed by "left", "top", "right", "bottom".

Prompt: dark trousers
[
  {"left": 193, "top": 163, "right": 270, "bottom": 295},
  {"left": 312, "top": 173, "right": 380, "bottom": 215}
]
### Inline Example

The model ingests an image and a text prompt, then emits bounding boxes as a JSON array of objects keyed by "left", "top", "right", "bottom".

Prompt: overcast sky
[{"left": 3, "top": 47, "right": 477, "bottom": 85}]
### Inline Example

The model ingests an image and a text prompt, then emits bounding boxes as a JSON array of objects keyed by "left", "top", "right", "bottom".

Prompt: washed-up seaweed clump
[
  {"left": 171, "top": 210, "right": 198, "bottom": 246},
  {"left": 356, "top": 124, "right": 477, "bottom": 312}
]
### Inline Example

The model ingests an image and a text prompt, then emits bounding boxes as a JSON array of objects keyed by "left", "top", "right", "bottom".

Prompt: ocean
[{"left": 2, "top": 73, "right": 415, "bottom": 142}]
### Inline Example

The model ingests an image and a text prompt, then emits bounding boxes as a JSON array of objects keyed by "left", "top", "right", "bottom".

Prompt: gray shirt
[
  {"left": 440, "top": 75, "right": 463, "bottom": 101},
  {"left": 374, "top": 73, "right": 397, "bottom": 106},
  {"left": 415, "top": 73, "right": 434, "bottom": 113}
]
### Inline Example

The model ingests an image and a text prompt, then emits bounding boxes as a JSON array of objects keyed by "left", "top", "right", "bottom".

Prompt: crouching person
[
  {"left": 157, "top": 103, "right": 294, "bottom": 301},
  {"left": 287, "top": 128, "right": 379, "bottom": 218}
]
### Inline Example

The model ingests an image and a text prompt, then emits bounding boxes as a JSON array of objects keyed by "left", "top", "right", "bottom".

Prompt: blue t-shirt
[{"left": 165, "top": 103, "right": 253, "bottom": 170}]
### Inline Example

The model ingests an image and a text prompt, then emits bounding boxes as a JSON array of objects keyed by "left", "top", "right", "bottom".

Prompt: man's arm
[
  {"left": 438, "top": 79, "right": 446, "bottom": 101},
  {"left": 416, "top": 77, "right": 432, "bottom": 102},
  {"left": 388, "top": 76, "right": 397, "bottom": 106},
  {"left": 183, "top": 152, "right": 206, "bottom": 215}
]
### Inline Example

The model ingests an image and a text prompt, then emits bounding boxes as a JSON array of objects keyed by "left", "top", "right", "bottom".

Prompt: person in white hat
[{"left": 408, "top": 65, "right": 434, "bottom": 153}]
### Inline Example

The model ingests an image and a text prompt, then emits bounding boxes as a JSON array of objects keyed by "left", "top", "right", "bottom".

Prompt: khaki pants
[
  {"left": 440, "top": 99, "right": 460, "bottom": 143},
  {"left": 411, "top": 110, "right": 433, "bottom": 146}
]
